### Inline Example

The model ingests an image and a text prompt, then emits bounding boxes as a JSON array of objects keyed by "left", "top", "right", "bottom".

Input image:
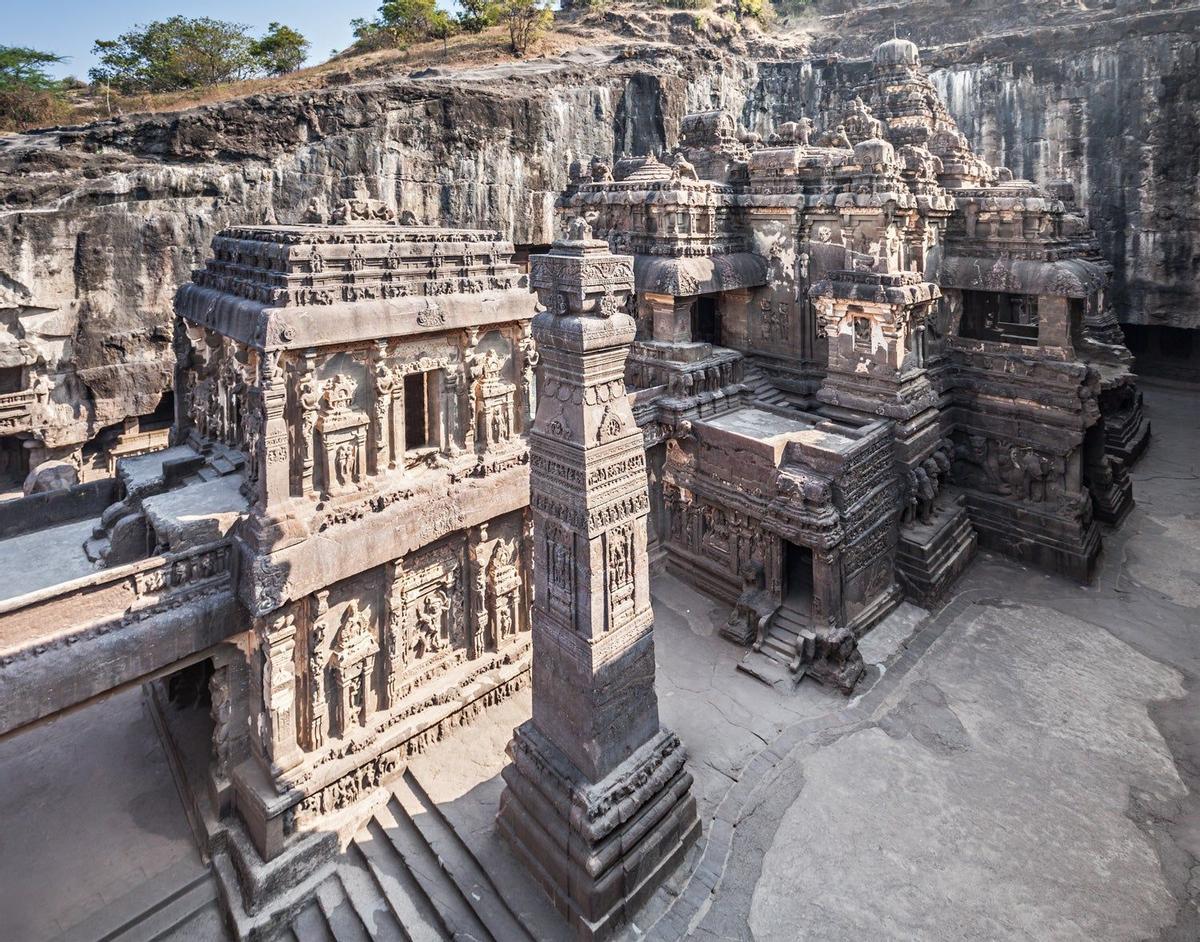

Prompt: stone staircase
[
  {"left": 740, "top": 363, "right": 789, "bottom": 409},
  {"left": 283, "top": 770, "right": 541, "bottom": 942},
  {"left": 737, "top": 600, "right": 815, "bottom": 689}
]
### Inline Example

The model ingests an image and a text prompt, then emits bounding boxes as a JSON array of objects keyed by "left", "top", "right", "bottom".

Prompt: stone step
[
  {"left": 395, "top": 771, "right": 533, "bottom": 942},
  {"left": 763, "top": 635, "right": 795, "bottom": 661},
  {"left": 336, "top": 857, "right": 408, "bottom": 942},
  {"left": 356, "top": 812, "right": 452, "bottom": 942},
  {"left": 774, "top": 607, "right": 809, "bottom": 630},
  {"left": 315, "top": 874, "right": 373, "bottom": 942},
  {"left": 209, "top": 455, "right": 237, "bottom": 475},
  {"left": 290, "top": 899, "right": 338, "bottom": 942},
  {"left": 375, "top": 793, "right": 492, "bottom": 940},
  {"left": 737, "top": 649, "right": 804, "bottom": 688},
  {"left": 96, "top": 874, "right": 217, "bottom": 942},
  {"left": 195, "top": 466, "right": 221, "bottom": 482}
]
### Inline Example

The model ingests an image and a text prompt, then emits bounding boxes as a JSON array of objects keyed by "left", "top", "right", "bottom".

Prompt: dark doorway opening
[
  {"left": 784, "top": 542, "right": 814, "bottom": 611},
  {"left": 0, "top": 366, "right": 22, "bottom": 395},
  {"left": 168, "top": 658, "right": 214, "bottom": 710},
  {"left": 693, "top": 296, "right": 719, "bottom": 345},
  {"left": 960, "top": 290, "right": 1039, "bottom": 345},
  {"left": 0, "top": 436, "right": 28, "bottom": 489},
  {"left": 404, "top": 372, "right": 431, "bottom": 449}
]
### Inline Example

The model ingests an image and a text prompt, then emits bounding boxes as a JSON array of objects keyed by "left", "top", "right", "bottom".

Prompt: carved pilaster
[
  {"left": 259, "top": 349, "right": 291, "bottom": 508},
  {"left": 383, "top": 563, "right": 405, "bottom": 708},
  {"left": 467, "top": 525, "right": 490, "bottom": 659},
  {"left": 305, "top": 591, "right": 330, "bottom": 750},
  {"left": 296, "top": 349, "right": 319, "bottom": 496},
  {"left": 253, "top": 609, "right": 303, "bottom": 777},
  {"left": 461, "top": 327, "right": 480, "bottom": 454},
  {"left": 372, "top": 340, "right": 395, "bottom": 474}
]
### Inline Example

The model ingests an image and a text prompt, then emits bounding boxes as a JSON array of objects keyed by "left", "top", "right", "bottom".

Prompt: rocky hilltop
[{"left": 0, "top": 0, "right": 1196, "bottom": 461}]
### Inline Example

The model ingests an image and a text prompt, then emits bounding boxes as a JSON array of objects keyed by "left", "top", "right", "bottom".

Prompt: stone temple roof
[
  {"left": 874, "top": 37, "right": 920, "bottom": 67},
  {"left": 175, "top": 223, "right": 534, "bottom": 350}
]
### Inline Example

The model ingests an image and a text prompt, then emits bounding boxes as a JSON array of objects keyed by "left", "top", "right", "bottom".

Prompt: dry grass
[{"left": 53, "top": 19, "right": 609, "bottom": 127}]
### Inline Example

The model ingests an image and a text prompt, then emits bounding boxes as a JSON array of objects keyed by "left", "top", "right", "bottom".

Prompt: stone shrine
[{"left": 563, "top": 36, "right": 1148, "bottom": 688}]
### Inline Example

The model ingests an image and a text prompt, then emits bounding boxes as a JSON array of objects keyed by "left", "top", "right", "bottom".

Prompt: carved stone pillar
[
  {"left": 305, "top": 591, "right": 330, "bottom": 750},
  {"left": 383, "top": 564, "right": 405, "bottom": 707},
  {"left": 371, "top": 340, "right": 395, "bottom": 474},
  {"left": 253, "top": 609, "right": 303, "bottom": 778},
  {"left": 208, "top": 647, "right": 250, "bottom": 816},
  {"left": 461, "top": 327, "right": 480, "bottom": 454},
  {"left": 258, "top": 350, "right": 291, "bottom": 508},
  {"left": 647, "top": 291, "right": 693, "bottom": 344},
  {"left": 498, "top": 230, "right": 699, "bottom": 940},
  {"left": 296, "top": 349, "right": 319, "bottom": 496},
  {"left": 518, "top": 321, "right": 539, "bottom": 432}
]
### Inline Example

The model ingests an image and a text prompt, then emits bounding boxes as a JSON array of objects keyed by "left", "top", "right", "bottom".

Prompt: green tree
[
  {"left": 0, "top": 46, "right": 70, "bottom": 130},
  {"left": 0, "top": 46, "right": 65, "bottom": 91},
  {"left": 457, "top": 0, "right": 500, "bottom": 33},
  {"left": 249, "top": 22, "right": 310, "bottom": 76},
  {"left": 498, "top": 0, "right": 553, "bottom": 57},
  {"left": 89, "top": 17, "right": 258, "bottom": 93},
  {"left": 353, "top": 0, "right": 463, "bottom": 52}
]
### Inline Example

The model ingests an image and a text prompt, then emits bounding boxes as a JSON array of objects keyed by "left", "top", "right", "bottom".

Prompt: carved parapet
[{"left": 0, "top": 389, "right": 34, "bottom": 434}]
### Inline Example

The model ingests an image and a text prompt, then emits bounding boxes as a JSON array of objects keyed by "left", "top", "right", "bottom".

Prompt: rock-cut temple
[{"left": 0, "top": 38, "right": 1150, "bottom": 941}]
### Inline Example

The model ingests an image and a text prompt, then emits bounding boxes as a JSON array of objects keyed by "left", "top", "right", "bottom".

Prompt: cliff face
[
  {"left": 924, "top": 10, "right": 1200, "bottom": 330},
  {"left": 0, "top": 1, "right": 1195, "bottom": 459}
]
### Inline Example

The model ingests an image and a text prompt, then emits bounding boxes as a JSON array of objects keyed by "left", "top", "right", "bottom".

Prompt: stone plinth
[{"left": 498, "top": 227, "right": 699, "bottom": 940}]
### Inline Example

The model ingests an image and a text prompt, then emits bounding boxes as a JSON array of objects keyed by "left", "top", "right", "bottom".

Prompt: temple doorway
[
  {"left": 784, "top": 542, "right": 814, "bottom": 614},
  {"left": 693, "top": 295, "right": 720, "bottom": 345}
]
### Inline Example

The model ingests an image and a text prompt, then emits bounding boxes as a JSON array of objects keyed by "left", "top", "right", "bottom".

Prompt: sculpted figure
[
  {"left": 334, "top": 442, "right": 355, "bottom": 487},
  {"left": 31, "top": 373, "right": 51, "bottom": 405},
  {"left": 589, "top": 156, "right": 614, "bottom": 182},
  {"left": 915, "top": 466, "right": 936, "bottom": 525},
  {"left": 670, "top": 153, "right": 699, "bottom": 182},
  {"left": 903, "top": 469, "right": 919, "bottom": 524},
  {"left": 568, "top": 216, "right": 593, "bottom": 241}
]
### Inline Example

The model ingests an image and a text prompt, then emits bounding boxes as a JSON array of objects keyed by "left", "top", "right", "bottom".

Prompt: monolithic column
[{"left": 498, "top": 225, "right": 699, "bottom": 940}]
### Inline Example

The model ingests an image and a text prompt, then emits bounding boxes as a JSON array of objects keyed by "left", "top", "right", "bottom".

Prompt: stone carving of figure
[
  {"left": 334, "top": 442, "right": 355, "bottom": 487},
  {"left": 415, "top": 591, "right": 447, "bottom": 656},
  {"left": 31, "top": 372, "right": 51, "bottom": 405},
  {"left": 820, "top": 124, "right": 852, "bottom": 149},
  {"left": 568, "top": 216, "right": 593, "bottom": 241},
  {"left": 902, "top": 469, "right": 919, "bottom": 525},
  {"left": 670, "top": 153, "right": 699, "bottom": 181},
  {"left": 1012, "top": 447, "right": 1049, "bottom": 502},
  {"left": 589, "top": 156, "right": 614, "bottom": 183},
  {"left": 816, "top": 225, "right": 833, "bottom": 244},
  {"left": 964, "top": 202, "right": 979, "bottom": 238},
  {"left": 914, "top": 466, "right": 936, "bottom": 525}
]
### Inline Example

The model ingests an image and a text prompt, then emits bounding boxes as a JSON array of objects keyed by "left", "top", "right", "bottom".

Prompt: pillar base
[
  {"left": 896, "top": 491, "right": 977, "bottom": 606},
  {"left": 497, "top": 723, "right": 700, "bottom": 941}
]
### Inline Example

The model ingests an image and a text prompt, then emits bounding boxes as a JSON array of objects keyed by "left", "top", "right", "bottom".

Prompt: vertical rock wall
[{"left": 930, "top": 34, "right": 1200, "bottom": 328}]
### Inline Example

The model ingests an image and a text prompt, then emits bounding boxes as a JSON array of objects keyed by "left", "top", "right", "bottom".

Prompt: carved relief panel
[
  {"left": 384, "top": 539, "right": 466, "bottom": 703},
  {"left": 544, "top": 519, "right": 576, "bottom": 623}
]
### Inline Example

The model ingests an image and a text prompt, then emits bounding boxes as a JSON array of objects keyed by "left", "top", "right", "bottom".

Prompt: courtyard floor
[{"left": 1, "top": 380, "right": 1195, "bottom": 941}]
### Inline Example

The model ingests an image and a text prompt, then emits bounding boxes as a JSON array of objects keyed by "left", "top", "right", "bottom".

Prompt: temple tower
[
  {"left": 497, "top": 222, "right": 700, "bottom": 939},
  {"left": 811, "top": 268, "right": 977, "bottom": 603}
]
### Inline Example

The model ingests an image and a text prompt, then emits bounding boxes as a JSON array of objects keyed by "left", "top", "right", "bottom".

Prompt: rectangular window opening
[{"left": 404, "top": 372, "right": 431, "bottom": 450}]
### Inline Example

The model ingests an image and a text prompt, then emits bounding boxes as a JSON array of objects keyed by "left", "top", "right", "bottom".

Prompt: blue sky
[{"left": 5, "top": 2, "right": 404, "bottom": 80}]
